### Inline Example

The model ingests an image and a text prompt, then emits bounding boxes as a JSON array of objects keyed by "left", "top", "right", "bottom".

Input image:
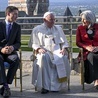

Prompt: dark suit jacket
[
  {"left": 76, "top": 23, "right": 98, "bottom": 60},
  {"left": 0, "top": 21, "right": 21, "bottom": 52}
]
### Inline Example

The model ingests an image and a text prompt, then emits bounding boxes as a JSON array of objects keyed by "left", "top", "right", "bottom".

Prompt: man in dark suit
[{"left": 0, "top": 6, "right": 21, "bottom": 98}]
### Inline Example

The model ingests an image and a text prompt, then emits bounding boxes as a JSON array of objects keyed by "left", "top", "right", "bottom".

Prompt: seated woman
[
  {"left": 76, "top": 10, "right": 98, "bottom": 89},
  {"left": 28, "top": 12, "right": 70, "bottom": 94}
]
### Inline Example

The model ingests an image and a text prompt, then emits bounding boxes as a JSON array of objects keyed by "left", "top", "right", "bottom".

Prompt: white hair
[
  {"left": 43, "top": 12, "right": 55, "bottom": 18},
  {"left": 80, "top": 10, "right": 96, "bottom": 25}
]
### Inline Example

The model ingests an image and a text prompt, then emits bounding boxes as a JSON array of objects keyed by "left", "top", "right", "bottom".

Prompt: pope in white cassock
[{"left": 28, "top": 12, "right": 71, "bottom": 94}]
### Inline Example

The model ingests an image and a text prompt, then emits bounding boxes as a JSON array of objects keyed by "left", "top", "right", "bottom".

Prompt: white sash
[{"left": 53, "top": 45, "right": 67, "bottom": 78}]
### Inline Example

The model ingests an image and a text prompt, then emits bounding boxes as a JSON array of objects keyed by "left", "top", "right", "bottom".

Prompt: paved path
[
  {"left": 21, "top": 51, "right": 79, "bottom": 60},
  {"left": 0, "top": 73, "right": 98, "bottom": 98},
  {"left": 1, "top": 52, "right": 98, "bottom": 98}
]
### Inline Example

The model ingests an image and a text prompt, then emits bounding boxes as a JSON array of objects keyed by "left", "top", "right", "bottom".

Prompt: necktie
[{"left": 7, "top": 23, "right": 11, "bottom": 40}]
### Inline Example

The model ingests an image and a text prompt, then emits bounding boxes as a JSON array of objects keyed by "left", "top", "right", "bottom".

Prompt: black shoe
[
  {"left": 3, "top": 88, "right": 11, "bottom": 98},
  {"left": 95, "top": 85, "right": 98, "bottom": 90},
  {"left": 0, "top": 86, "right": 4, "bottom": 96},
  {"left": 41, "top": 88, "right": 49, "bottom": 94},
  {"left": 51, "top": 91, "right": 59, "bottom": 93}
]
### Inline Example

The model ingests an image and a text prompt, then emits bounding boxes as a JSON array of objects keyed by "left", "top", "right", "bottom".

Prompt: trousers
[{"left": 0, "top": 52, "right": 19, "bottom": 85}]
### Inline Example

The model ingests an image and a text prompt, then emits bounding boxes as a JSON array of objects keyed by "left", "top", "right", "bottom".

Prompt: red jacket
[{"left": 76, "top": 23, "right": 98, "bottom": 60}]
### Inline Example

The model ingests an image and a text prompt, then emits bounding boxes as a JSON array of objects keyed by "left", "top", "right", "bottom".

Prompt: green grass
[
  {"left": 21, "top": 41, "right": 29, "bottom": 45},
  {"left": 21, "top": 47, "right": 32, "bottom": 51},
  {"left": 21, "top": 35, "right": 30, "bottom": 40},
  {"left": 73, "top": 48, "right": 79, "bottom": 52},
  {"left": 21, "top": 34, "right": 79, "bottom": 52},
  {"left": 21, "top": 35, "right": 30, "bottom": 51}
]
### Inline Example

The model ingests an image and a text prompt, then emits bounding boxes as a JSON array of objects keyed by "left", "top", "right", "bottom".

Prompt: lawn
[
  {"left": 21, "top": 34, "right": 32, "bottom": 51},
  {"left": 21, "top": 34, "right": 79, "bottom": 52}
]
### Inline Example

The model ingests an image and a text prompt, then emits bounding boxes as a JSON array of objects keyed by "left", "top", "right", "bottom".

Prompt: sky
[
  {"left": 49, "top": 0, "right": 94, "bottom": 2},
  {"left": 50, "top": 0, "right": 81, "bottom": 2},
  {"left": 0, "top": 0, "right": 96, "bottom": 3}
]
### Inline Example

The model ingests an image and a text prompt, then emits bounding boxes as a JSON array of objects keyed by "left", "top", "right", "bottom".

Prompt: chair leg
[
  {"left": 20, "top": 70, "right": 22, "bottom": 92},
  {"left": 20, "top": 62, "right": 22, "bottom": 92},
  {"left": 82, "top": 82, "right": 84, "bottom": 90},
  {"left": 13, "top": 49, "right": 22, "bottom": 92},
  {"left": 14, "top": 69, "right": 22, "bottom": 92},
  {"left": 68, "top": 77, "right": 70, "bottom": 90},
  {"left": 79, "top": 48, "right": 85, "bottom": 90},
  {"left": 35, "top": 86, "right": 37, "bottom": 91},
  {"left": 80, "top": 63, "right": 85, "bottom": 90},
  {"left": 14, "top": 74, "right": 17, "bottom": 87},
  {"left": 81, "top": 70, "right": 85, "bottom": 90},
  {"left": 19, "top": 49, "right": 22, "bottom": 92}
]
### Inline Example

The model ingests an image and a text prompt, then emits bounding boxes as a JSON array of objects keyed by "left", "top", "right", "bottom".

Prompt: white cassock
[{"left": 28, "top": 23, "right": 71, "bottom": 91}]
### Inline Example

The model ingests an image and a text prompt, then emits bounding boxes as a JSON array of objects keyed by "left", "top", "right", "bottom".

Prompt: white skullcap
[
  {"left": 43, "top": 12, "right": 54, "bottom": 18},
  {"left": 80, "top": 10, "right": 96, "bottom": 25}
]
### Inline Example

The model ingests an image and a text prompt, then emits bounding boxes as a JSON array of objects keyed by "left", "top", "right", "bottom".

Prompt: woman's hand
[
  {"left": 92, "top": 47, "right": 98, "bottom": 53},
  {"left": 86, "top": 46, "right": 98, "bottom": 52},
  {"left": 86, "top": 46, "right": 96, "bottom": 52}
]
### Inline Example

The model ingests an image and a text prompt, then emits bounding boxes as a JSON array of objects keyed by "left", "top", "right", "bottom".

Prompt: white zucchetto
[{"left": 43, "top": 12, "right": 54, "bottom": 18}]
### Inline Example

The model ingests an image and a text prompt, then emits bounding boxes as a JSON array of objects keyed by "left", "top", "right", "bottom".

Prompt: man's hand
[
  {"left": 60, "top": 48, "right": 68, "bottom": 55},
  {"left": 1, "top": 46, "right": 9, "bottom": 54},
  {"left": 9, "top": 46, "right": 14, "bottom": 53},
  {"left": 37, "top": 48, "right": 46, "bottom": 54},
  {"left": 1, "top": 46, "right": 14, "bottom": 54}
]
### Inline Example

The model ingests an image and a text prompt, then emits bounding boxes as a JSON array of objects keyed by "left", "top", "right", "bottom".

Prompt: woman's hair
[
  {"left": 5, "top": 6, "right": 18, "bottom": 16},
  {"left": 80, "top": 10, "right": 96, "bottom": 25}
]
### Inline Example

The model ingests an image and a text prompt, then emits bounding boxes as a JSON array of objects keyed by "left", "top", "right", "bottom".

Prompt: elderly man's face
[{"left": 44, "top": 14, "right": 55, "bottom": 28}]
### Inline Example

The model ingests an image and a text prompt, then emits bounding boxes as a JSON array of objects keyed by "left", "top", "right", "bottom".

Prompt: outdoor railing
[
  {"left": 1, "top": 16, "right": 98, "bottom": 70},
  {"left": 0, "top": 16, "right": 98, "bottom": 52}
]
